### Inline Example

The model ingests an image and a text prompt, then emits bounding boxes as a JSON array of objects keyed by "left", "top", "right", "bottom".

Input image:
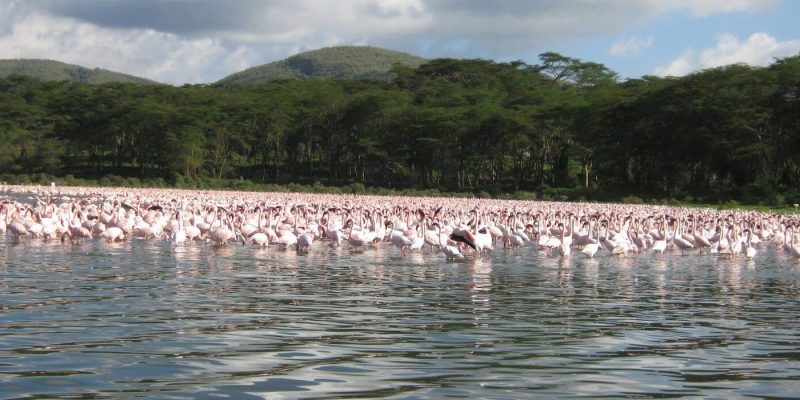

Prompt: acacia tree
[
  {"left": 769, "top": 55, "right": 800, "bottom": 190},
  {"left": 3, "top": 53, "right": 800, "bottom": 202}
]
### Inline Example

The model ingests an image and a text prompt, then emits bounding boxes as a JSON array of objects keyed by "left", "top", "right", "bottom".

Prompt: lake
[{"left": 1, "top": 237, "right": 800, "bottom": 398}]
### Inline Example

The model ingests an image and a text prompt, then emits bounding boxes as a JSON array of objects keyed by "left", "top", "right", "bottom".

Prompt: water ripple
[{"left": 1, "top": 237, "right": 799, "bottom": 398}]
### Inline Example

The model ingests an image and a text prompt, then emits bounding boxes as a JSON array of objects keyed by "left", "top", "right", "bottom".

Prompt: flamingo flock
[{"left": 2, "top": 184, "right": 800, "bottom": 262}]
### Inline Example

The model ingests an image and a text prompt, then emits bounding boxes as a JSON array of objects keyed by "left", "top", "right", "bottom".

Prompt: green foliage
[
  {"left": 2, "top": 52, "right": 800, "bottom": 206},
  {"left": 0, "top": 59, "right": 158, "bottom": 84},
  {"left": 218, "top": 46, "right": 426, "bottom": 84},
  {"left": 621, "top": 195, "right": 644, "bottom": 204}
]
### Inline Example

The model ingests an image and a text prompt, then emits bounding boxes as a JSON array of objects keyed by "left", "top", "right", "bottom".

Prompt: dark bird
[{"left": 450, "top": 228, "right": 477, "bottom": 250}]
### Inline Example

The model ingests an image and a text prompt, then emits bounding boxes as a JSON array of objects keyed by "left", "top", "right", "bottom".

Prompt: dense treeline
[{"left": 1, "top": 53, "right": 799, "bottom": 204}]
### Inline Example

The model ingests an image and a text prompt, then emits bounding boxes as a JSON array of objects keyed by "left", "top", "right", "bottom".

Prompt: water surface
[{"left": 1, "top": 238, "right": 799, "bottom": 398}]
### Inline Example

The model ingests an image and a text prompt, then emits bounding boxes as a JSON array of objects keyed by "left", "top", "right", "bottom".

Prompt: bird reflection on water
[{"left": 2, "top": 185, "right": 800, "bottom": 398}]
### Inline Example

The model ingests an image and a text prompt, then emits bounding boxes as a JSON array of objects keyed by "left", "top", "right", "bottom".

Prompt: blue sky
[
  {"left": 1, "top": 0, "right": 798, "bottom": 84},
  {"left": 552, "top": 1, "right": 800, "bottom": 79}
]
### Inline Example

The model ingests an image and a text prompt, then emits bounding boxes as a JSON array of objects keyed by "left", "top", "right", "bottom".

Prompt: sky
[{"left": 1, "top": 0, "right": 799, "bottom": 85}]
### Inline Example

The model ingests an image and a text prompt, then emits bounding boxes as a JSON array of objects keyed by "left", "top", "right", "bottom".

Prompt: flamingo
[
  {"left": 184, "top": 210, "right": 202, "bottom": 242},
  {"left": 673, "top": 218, "right": 695, "bottom": 254},
  {"left": 581, "top": 221, "right": 600, "bottom": 258},
  {"left": 22, "top": 207, "right": 44, "bottom": 239},
  {"left": 5, "top": 205, "right": 29, "bottom": 241},
  {"left": 245, "top": 232, "right": 270, "bottom": 247},
  {"left": 239, "top": 209, "right": 259, "bottom": 239},
  {"left": 274, "top": 229, "right": 298, "bottom": 248},
  {"left": 432, "top": 222, "right": 463, "bottom": 261},
  {"left": 649, "top": 218, "right": 666, "bottom": 254},
  {"left": 297, "top": 232, "right": 314, "bottom": 251},
  {"left": 449, "top": 225, "right": 477, "bottom": 253},
  {"left": 786, "top": 227, "right": 800, "bottom": 259},
  {"left": 600, "top": 221, "right": 617, "bottom": 253},
  {"left": 409, "top": 224, "right": 425, "bottom": 252},
  {"left": 693, "top": 218, "right": 712, "bottom": 251},
  {"left": 744, "top": 229, "right": 756, "bottom": 259},
  {"left": 100, "top": 226, "right": 125, "bottom": 242},
  {"left": 172, "top": 210, "right": 187, "bottom": 246},
  {"left": 68, "top": 218, "right": 92, "bottom": 243},
  {"left": 470, "top": 210, "right": 494, "bottom": 254},
  {"left": 346, "top": 218, "right": 367, "bottom": 249},
  {"left": 0, "top": 184, "right": 794, "bottom": 269},
  {"left": 323, "top": 210, "right": 345, "bottom": 248},
  {"left": 557, "top": 223, "right": 571, "bottom": 257},
  {"left": 387, "top": 221, "right": 412, "bottom": 257},
  {"left": 207, "top": 209, "right": 236, "bottom": 245},
  {"left": 713, "top": 222, "right": 731, "bottom": 255}
]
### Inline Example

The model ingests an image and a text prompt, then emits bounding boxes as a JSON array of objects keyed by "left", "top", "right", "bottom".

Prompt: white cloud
[
  {"left": 653, "top": 32, "right": 800, "bottom": 76},
  {"left": 610, "top": 36, "right": 654, "bottom": 56},
  {"left": 652, "top": 0, "right": 781, "bottom": 17},
  {"left": 0, "top": 3, "right": 257, "bottom": 84},
  {"left": 0, "top": 0, "right": 790, "bottom": 83}
]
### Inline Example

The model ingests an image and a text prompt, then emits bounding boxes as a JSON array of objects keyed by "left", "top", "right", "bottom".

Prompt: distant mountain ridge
[
  {"left": 218, "top": 46, "right": 427, "bottom": 84},
  {"left": 0, "top": 59, "right": 158, "bottom": 84}
]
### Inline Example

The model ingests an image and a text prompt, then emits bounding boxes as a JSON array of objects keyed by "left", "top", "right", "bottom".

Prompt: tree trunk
[{"left": 583, "top": 160, "right": 592, "bottom": 189}]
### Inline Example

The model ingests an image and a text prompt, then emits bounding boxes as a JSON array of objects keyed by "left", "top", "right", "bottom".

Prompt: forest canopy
[{"left": 1, "top": 52, "right": 799, "bottom": 204}]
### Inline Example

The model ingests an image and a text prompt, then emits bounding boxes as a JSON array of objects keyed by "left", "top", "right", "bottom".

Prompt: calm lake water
[{"left": 2, "top": 237, "right": 800, "bottom": 399}]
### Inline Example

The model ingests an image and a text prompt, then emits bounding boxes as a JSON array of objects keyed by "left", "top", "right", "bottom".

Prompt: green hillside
[
  {"left": 0, "top": 59, "right": 158, "bottom": 84},
  {"left": 218, "top": 46, "right": 426, "bottom": 84}
]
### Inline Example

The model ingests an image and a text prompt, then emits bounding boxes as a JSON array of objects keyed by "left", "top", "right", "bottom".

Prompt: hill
[
  {"left": 218, "top": 46, "right": 426, "bottom": 84},
  {"left": 0, "top": 59, "right": 158, "bottom": 84}
]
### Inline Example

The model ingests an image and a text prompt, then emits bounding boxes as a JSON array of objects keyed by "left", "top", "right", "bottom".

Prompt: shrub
[
  {"left": 621, "top": 195, "right": 644, "bottom": 204},
  {"left": 286, "top": 183, "right": 309, "bottom": 193},
  {"left": 768, "top": 193, "right": 786, "bottom": 207},
  {"left": 347, "top": 182, "right": 366, "bottom": 194},
  {"left": 721, "top": 199, "right": 741, "bottom": 209},
  {"left": 515, "top": 191, "right": 537, "bottom": 201},
  {"left": 374, "top": 187, "right": 396, "bottom": 196}
]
